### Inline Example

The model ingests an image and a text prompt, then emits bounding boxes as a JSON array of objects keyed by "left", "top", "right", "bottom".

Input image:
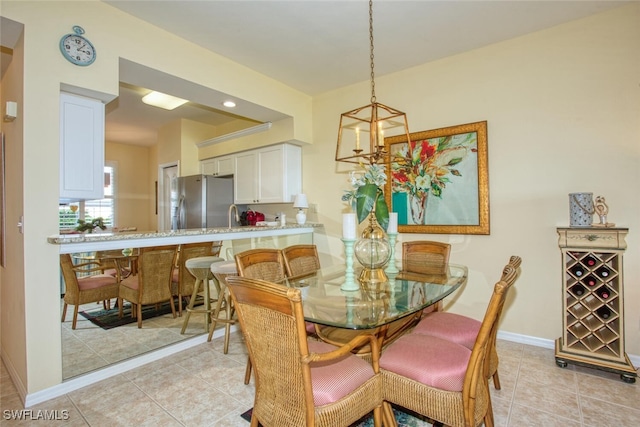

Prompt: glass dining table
[{"left": 280, "top": 263, "right": 468, "bottom": 330}]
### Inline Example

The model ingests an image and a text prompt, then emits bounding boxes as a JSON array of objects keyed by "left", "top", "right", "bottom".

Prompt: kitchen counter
[{"left": 49, "top": 223, "right": 322, "bottom": 254}]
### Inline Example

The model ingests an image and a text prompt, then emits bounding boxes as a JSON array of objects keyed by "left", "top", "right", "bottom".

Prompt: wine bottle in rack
[
  {"left": 597, "top": 286, "right": 612, "bottom": 300},
  {"left": 596, "top": 266, "right": 611, "bottom": 278},
  {"left": 582, "top": 254, "right": 598, "bottom": 267},
  {"left": 583, "top": 275, "right": 598, "bottom": 287},
  {"left": 596, "top": 306, "right": 612, "bottom": 320},
  {"left": 570, "top": 284, "right": 586, "bottom": 296},
  {"left": 570, "top": 265, "right": 585, "bottom": 277}
]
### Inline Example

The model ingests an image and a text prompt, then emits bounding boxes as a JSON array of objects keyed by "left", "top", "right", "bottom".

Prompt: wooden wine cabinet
[{"left": 555, "top": 227, "right": 636, "bottom": 383}]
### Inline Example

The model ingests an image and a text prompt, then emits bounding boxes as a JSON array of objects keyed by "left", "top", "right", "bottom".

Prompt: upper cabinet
[
  {"left": 201, "top": 154, "right": 234, "bottom": 176},
  {"left": 59, "top": 92, "right": 105, "bottom": 202},
  {"left": 204, "top": 143, "right": 301, "bottom": 204}
]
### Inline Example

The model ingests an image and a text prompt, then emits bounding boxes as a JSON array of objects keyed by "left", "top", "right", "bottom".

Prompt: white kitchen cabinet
[
  {"left": 201, "top": 155, "right": 234, "bottom": 176},
  {"left": 59, "top": 92, "right": 105, "bottom": 202},
  {"left": 234, "top": 143, "right": 301, "bottom": 204}
]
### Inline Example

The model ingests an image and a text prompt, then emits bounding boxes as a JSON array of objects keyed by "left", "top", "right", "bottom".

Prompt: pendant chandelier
[{"left": 335, "top": 0, "right": 411, "bottom": 165}]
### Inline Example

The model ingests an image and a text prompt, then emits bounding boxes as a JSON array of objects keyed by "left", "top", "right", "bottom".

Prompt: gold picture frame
[{"left": 384, "top": 121, "right": 489, "bottom": 235}]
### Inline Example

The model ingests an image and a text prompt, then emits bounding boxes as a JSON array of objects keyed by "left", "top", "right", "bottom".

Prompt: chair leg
[
  {"left": 137, "top": 303, "right": 143, "bottom": 328},
  {"left": 72, "top": 305, "right": 79, "bottom": 330},
  {"left": 168, "top": 296, "right": 176, "bottom": 318},
  {"left": 207, "top": 286, "right": 226, "bottom": 341},
  {"left": 118, "top": 298, "right": 124, "bottom": 318},
  {"left": 61, "top": 303, "right": 68, "bottom": 322},
  {"left": 244, "top": 358, "right": 252, "bottom": 385},
  {"left": 373, "top": 405, "right": 383, "bottom": 427},
  {"left": 249, "top": 414, "right": 259, "bottom": 427},
  {"left": 181, "top": 279, "right": 201, "bottom": 334},
  {"left": 492, "top": 370, "right": 501, "bottom": 390}
]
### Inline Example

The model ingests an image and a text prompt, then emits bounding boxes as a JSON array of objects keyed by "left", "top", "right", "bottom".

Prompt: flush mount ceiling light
[
  {"left": 222, "top": 100, "right": 236, "bottom": 108},
  {"left": 335, "top": 0, "right": 411, "bottom": 165},
  {"left": 141, "top": 91, "right": 188, "bottom": 110}
]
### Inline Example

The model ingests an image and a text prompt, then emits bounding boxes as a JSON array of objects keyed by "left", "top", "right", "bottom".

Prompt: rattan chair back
[
  {"left": 235, "top": 248, "right": 286, "bottom": 282},
  {"left": 282, "top": 244, "right": 321, "bottom": 277},
  {"left": 402, "top": 241, "right": 451, "bottom": 275}
]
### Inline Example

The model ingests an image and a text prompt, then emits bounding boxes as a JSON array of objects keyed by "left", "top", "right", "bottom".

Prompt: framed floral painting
[{"left": 384, "top": 121, "right": 489, "bottom": 235}]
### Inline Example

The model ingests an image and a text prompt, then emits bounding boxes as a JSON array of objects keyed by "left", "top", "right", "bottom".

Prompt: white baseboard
[
  {"left": 9, "top": 327, "right": 637, "bottom": 408},
  {"left": 22, "top": 325, "right": 238, "bottom": 408},
  {"left": 497, "top": 330, "right": 640, "bottom": 368},
  {"left": 1, "top": 347, "right": 28, "bottom": 406}
]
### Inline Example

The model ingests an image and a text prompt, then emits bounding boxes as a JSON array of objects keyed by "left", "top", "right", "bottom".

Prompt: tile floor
[
  {"left": 60, "top": 299, "right": 214, "bottom": 379},
  {"left": 2, "top": 334, "right": 639, "bottom": 426}
]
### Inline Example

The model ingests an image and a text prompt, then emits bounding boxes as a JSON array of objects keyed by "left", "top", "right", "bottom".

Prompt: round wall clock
[{"left": 59, "top": 25, "right": 96, "bottom": 66}]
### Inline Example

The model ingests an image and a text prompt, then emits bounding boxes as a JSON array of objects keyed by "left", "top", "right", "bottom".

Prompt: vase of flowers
[{"left": 391, "top": 134, "right": 475, "bottom": 224}]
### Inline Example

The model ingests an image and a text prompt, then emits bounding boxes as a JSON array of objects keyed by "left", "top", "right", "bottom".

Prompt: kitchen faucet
[{"left": 228, "top": 204, "right": 240, "bottom": 228}]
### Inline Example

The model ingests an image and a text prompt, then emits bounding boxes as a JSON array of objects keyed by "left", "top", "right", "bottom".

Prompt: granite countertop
[{"left": 48, "top": 223, "right": 323, "bottom": 245}]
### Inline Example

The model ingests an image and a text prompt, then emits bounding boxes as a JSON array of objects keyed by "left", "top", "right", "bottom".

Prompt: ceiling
[{"left": 3, "top": 2, "right": 632, "bottom": 146}]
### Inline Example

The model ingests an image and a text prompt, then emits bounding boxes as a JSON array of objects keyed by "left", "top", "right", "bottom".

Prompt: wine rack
[{"left": 555, "top": 227, "right": 636, "bottom": 383}]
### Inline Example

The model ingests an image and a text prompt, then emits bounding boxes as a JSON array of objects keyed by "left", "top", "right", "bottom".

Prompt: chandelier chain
[{"left": 369, "top": 0, "right": 376, "bottom": 104}]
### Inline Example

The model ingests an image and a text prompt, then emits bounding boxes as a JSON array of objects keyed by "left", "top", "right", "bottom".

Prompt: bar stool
[
  {"left": 207, "top": 260, "right": 238, "bottom": 353},
  {"left": 180, "top": 256, "right": 224, "bottom": 333}
]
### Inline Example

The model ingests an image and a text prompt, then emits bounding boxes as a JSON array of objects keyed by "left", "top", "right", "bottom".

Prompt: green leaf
[
  {"left": 356, "top": 183, "right": 378, "bottom": 223},
  {"left": 375, "top": 195, "right": 390, "bottom": 230}
]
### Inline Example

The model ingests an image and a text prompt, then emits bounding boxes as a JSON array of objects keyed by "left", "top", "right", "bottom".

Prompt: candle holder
[
  {"left": 341, "top": 238, "right": 359, "bottom": 291},
  {"left": 384, "top": 232, "right": 399, "bottom": 274}
]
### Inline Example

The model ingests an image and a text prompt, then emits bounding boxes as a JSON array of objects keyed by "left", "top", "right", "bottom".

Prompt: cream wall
[
  {"left": 0, "top": 0, "right": 312, "bottom": 398},
  {"left": 105, "top": 142, "right": 152, "bottom": 231},
  {"left": 309, "top": 4, "right": 640, "bottom": 354}
]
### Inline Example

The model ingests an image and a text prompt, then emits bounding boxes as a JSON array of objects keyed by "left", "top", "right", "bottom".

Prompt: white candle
[
  {"left": 355, "top": 127, "right": 360, "bottom": 150},
  {"left": 388, "top": 212, "right": 398, "bottom": 234},
  {"left": 343, "top": 213, "right": 357, "bottom": 239}
]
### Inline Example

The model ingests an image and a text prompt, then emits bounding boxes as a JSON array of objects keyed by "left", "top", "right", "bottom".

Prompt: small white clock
[{"left": 59, "top": 26, "right": 96, "bottom": 66}]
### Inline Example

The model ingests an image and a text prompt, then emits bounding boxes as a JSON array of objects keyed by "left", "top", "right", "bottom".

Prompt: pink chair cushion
[
  {"left": 307, "top": 340, "right": 376, "bottom": 406},
  {"left": 412, "top": 311, "right": 481, "bottom": 349},
  {"left": 380, "top": 334, "right": 470, "bottom": 392},
  {"left": 77, "top": 274, "right": 117, "bottom": 290}
]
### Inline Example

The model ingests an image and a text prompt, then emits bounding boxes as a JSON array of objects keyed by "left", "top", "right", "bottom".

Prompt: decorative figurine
[{"left": 594, "top": 196, "right": 615, "bottom": 227}]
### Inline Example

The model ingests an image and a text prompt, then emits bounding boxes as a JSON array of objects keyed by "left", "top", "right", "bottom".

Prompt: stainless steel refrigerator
[{"left": 171, "top": 174, "right": 244, "bottom": 229}]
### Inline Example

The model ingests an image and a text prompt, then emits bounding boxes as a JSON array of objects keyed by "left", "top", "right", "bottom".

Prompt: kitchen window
[{"left": 59, "top": 163, "right": 117, "bottom": 231}]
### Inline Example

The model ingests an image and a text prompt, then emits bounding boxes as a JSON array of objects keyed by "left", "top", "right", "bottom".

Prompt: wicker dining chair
[
  {"left": 411, "top": 255, "right": 522, "bottom": 390},
  {"left": 171, "top": 241, "right": 223, "bottom": 316},
  {"left": 118, "top": 245, "right": 179, "bottom": 328},
  {"left": 282, "top": 244, "right": 321, "bottom": 277},
  {"left": 60, "top": 254, "right": 120, "bottom": 329},
  {"left": 379, "top": 257, "right": 520, "bottom": 427},
  {"left": 226, "top": 275, "right": 383, "bottom": 427},
  {"left": 235, "top": 248, "right": 287, "bottom": 384},
  {"left": 402, "top": 240, "right": 451, "bottom": 275}
]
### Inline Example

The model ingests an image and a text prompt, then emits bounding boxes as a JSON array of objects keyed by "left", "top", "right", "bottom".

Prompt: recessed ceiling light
[
  {"left": 223, "top": 100, "right": 236, "bottom": 108},
  {"left": 141, "top": 91, "right": 188, "bottom": 110}
]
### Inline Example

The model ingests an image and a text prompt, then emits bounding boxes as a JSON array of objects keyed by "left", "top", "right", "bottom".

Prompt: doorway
[{"left": 159, "top": 162, "right": 178, "bottom": 231}]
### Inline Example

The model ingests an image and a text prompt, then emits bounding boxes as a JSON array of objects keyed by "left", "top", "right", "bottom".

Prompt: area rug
[
  {"left": 79, "top": 298, "right": 195, "bottom": 330},
  {"left": 240, "top": 406, "right": 433, "bottom": 426}
]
